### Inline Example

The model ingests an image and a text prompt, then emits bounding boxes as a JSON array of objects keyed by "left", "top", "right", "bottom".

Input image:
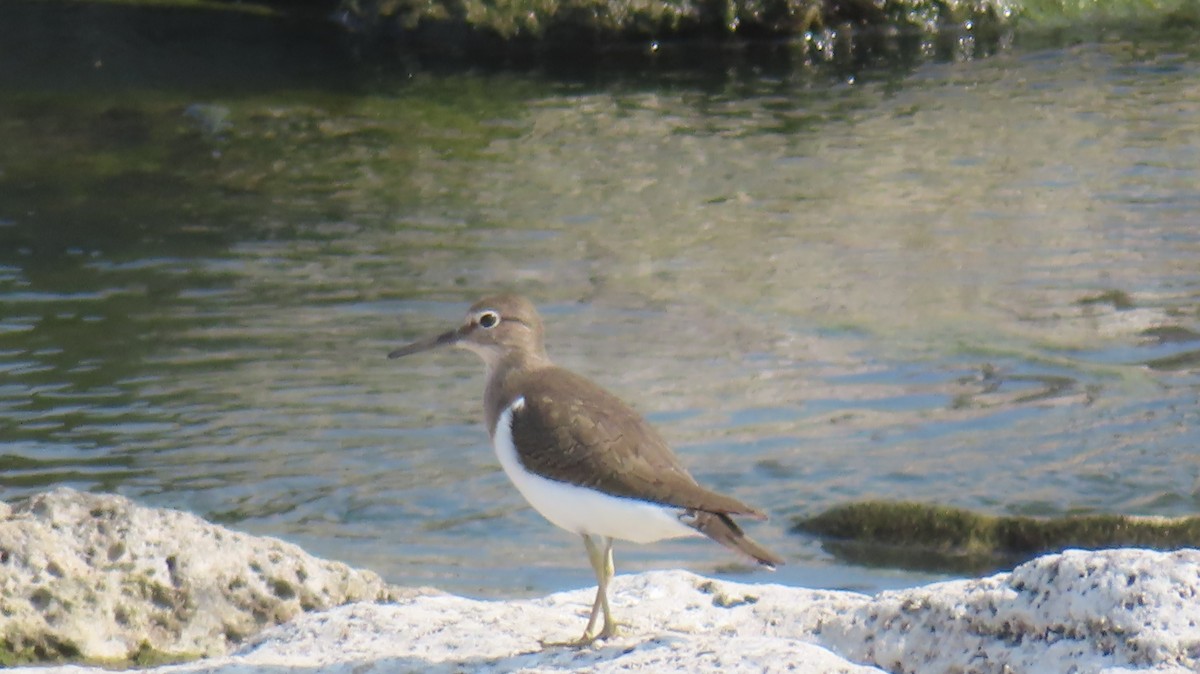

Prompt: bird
[{"left": 388, "top": 294, "right": 782, "bottom": 646}]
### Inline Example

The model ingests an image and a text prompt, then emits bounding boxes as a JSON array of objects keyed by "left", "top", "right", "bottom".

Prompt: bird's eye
[{"left": 478, "top": 311, "right": 500, "bottom": 329}]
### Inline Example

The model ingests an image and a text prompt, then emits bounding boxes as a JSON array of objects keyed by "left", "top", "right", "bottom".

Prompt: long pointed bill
[{"left": 387, "top": 326, "right": 466, "bottom": 359}]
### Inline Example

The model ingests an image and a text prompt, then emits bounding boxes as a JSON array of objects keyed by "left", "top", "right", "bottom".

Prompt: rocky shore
[{"left": 2, "top": 489, "right": 1197, "bottom": 673}]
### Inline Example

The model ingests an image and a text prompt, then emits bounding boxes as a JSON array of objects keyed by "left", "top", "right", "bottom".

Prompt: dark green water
[{"left": 2, "top": 4, "right": 1198, "bottom": 597}]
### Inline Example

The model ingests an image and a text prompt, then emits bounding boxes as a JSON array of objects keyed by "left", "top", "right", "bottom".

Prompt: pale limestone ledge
[{"left": 3, "top": 489, "right": 1198, "bottom": 673}]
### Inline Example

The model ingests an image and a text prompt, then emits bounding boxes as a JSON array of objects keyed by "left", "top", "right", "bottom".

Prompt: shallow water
[{"left": 2, "top": 7, "right": 1198, "bottom": 597}]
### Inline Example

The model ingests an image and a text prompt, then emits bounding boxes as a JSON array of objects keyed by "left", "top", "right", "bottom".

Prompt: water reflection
[{"left": 0, "top": 11, "right": 1198, "bottom": 597}]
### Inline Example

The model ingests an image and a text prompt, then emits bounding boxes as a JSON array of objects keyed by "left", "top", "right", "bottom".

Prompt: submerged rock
[
  {"left": 793, "top": 500, "right": 1200, "bottom": 574},
  {"left": 0, "top": 488, "right": 423, "bottom": 666},
  {"left": 9, "top": 549, "right": 1199, "bottom": 673},
  {"left": 343, "top": 0, "right": 1016, "bottom": 54}
]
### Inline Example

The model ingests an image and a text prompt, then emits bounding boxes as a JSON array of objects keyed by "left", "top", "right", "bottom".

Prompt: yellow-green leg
[
  {"left": 542, "top": 534, "right": 620, "bottom": 647},
  {"left": 582, "top": 534, "right": 618, "bottom": 641}
]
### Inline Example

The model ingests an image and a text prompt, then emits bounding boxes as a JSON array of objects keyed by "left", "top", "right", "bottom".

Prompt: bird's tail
[{"left": 688, "top": 511, "right": 784, "bottom": 570}]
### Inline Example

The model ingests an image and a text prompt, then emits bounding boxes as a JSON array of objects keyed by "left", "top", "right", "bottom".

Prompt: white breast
[{"left": 493, "top": 397, "right": 699, "bottom": 544}]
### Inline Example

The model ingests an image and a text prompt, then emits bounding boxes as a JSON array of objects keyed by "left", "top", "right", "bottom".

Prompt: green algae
[
  {"left": 1019, "top": 0, "right": 1200, "bottom": 25},
  {"left": 13, "top": 0, "right": 1200, "bottom": 62},
  {"left": 351, "top": 0, "right": 1015, "bottom": 42},
  {"left": 1, "top": 633, "right": 82, "bottom": 667},
  {"left": 344, "top": 0, "right": 1200, "bottom": 48},
  {"left": 129, "top": 641, "right": 203, "bottom": 668},
  {"left": 793, "top": 501, "right": 1200, "bottom": 575}
]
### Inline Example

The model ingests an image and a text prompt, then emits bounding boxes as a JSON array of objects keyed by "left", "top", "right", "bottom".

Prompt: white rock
[
  {"left": 10, "top": 570, "right": 882, "bottom": 674},
  {"left": 0, "top": 488, "right": 424, "bottom": 662},
  {"left": 12, "top": 549, "right": 1200, "bottom": 674},
  {"left": 823, "top": 548, "right": 1200, "bottom": 674},
  {"left": 3, "top": 490, "right": 1197, "bottom": 673}
]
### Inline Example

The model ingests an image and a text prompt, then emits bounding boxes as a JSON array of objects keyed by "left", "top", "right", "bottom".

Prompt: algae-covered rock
[
  {"left": 792, "top": 500, "right": 1200, "bottom": 574},
  {"left": 346, "top": 0, "right": 1015, "bottom": 43},
  {"left": 0, "top": 488, "right": 428, "bottom": 666}
]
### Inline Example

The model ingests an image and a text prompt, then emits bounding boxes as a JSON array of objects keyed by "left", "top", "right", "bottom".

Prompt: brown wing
[{"left": 507, "top": 367, "right": 765, "bottom": 518}]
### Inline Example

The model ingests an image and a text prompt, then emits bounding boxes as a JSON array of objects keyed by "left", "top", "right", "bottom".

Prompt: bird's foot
[{"left": 540, "top": 622, "right": 622, "bottom": 649}]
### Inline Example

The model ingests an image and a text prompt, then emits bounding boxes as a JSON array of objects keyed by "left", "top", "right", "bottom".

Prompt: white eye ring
[{"left": 478, "top": 311, "right": 500, "bottom": 329}]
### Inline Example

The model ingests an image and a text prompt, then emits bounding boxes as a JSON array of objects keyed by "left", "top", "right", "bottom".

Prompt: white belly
[{"left": 493, "top": 397, "right": 699, "bottom": 544}]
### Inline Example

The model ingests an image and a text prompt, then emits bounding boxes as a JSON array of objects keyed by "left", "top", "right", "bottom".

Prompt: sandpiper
[{"left": 388, "top": 294, "right": 782, "bottom": 645}]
